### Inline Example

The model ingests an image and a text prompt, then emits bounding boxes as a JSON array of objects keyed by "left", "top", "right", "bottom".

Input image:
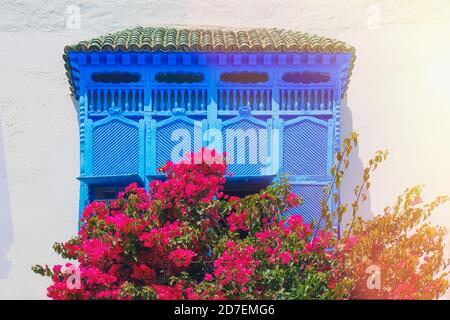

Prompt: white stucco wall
[{"left": 0, "top": 0, "right": 449, "bottom": 299}]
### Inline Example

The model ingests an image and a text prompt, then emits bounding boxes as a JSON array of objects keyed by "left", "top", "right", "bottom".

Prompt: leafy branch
[{"left": 314, "top": 132, "right": 359, "bottom": 238}]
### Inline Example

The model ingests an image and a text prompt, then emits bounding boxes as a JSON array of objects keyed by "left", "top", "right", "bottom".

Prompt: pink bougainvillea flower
[{"left": 168, "top": 249, "right": 197, "bottom": 268}]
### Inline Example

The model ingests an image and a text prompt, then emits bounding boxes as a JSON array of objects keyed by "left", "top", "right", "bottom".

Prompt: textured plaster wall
[{"left": 0, "top": 0, "right": 449, "bottom": 299}]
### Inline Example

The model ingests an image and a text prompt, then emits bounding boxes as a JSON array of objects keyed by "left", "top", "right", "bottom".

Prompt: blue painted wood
[{"left": 72, "top": 51, "right": 351, "bottom": 226}]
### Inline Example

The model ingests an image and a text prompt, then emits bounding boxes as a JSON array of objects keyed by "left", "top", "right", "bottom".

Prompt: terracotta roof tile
[{"left": 64, "top": 26, "right": 355, "bottom": 97}]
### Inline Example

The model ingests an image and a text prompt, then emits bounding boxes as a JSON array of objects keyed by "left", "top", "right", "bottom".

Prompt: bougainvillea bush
[
  {"left": 337, "top": 186, "right": 449, "bottom": 299},
  {"left": 322, "top": 134, "right": 449, "bottom": 300},
  {"left": 33, "top": 149, "right": 352, "bottom": 300},
  {"left": 34, "top": 144, "right": 449, "bottom": 300}
]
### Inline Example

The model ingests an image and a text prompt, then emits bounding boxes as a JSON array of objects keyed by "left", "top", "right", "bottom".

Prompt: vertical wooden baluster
[
  {"left": 289, "top": 89, "right": 293, "bottom": 111},
  {"left": 200, "top": 89, "right": 205, "bottom": 111},
  {"left": 285, "top": 90, "right": 289, "bottom": 111},
  {"left": 327, "top": 89, "right": 331, "bottom": 110},
  {"left": 312, "top": 89, "right": 319, "bottom": 110},
  {"left": 186, "top": 89, "right": 192, "bottom": 111},
  {"left": 226, "top": 89, "right": 230, "bottom": 111},
  {"left": 286, "top": 90, "right": 290, "bottom": 110},
  {"left": 303, "top": 90, "right": 308, "bottom": 111},
  {"left": 151, "top": 90, "right": 155, "bottom": 111},
  {"left": 122, "top": 89, "right": 127, "bottom": 112},
  {"left": 225, "top": 89, "right": 229, "bottom": 111},
  {"left": 121, "top": 89, "right": 125, "bottom": 111},
  {"left": 103, "top": 89, "right": 108, "bottom": 111},
  {"left": 329, "top": 89, "right": 333, "bottom": 110},
  {"left": 256, "top": 90, "right": 260, "bottom": 111},
  {"left": 180, "top": 89, "right": 185, "bottom": 110},
  {"left": 109, "top": 89, "right": 113, "bottom": 109},
  {"left": 167, "top": 89, "right": 171, "bottom": 111},
  {"left": 320, "top": 89, "right": 325, "bottom": 111},
  {"left": 231, "top": 89, "right": 235, "bottom": 111},
  {"left": 117, "top": 89, "right": 122, "bottom": 110},
  {"left": 101, "top": 89, "right": 106, "bottom": 111},
  {"left": 301, "top": 89, "right": 305, "bottom": 111},
  {"left": 201, "top": 89, "right": 205, "bottom": 111},
  {"left": 195, "top": 89, "right": 200, "bottom": 111},
  {"left": 171, "top": 89, "right": 176, "bottom": 110},
  {"left": 293, "top": 89, "right": 297, "bottom": 111},
  {"left": 137, "top": 89, "right": 141, "bottom": 112},
  {"left": 244, "top": 89, "right": 249, "bottom": 109},
  {"left": 160, "top": 89, "right": 165, "bottom": 111},
  {"left": 91, "top": 89, "right": 98, "bottom": 111},
  {"left": 178, "top": 89, "right": 182, "bottom": 110},
  {"left": 238, "top": 89, "right": 241, "bottom": 110},
  {"left": 263, "top": 89, "right": 266, "bottom": 111},
  {"left": 110, "top": 89, "right": 114, "bottom": 111},
  {"left": 130, "top": 89, "right": 135, "bottom": 112},
  {"left": 90, "top": 89, "right": 96, "bottom": 111},
  {"left": 239, "top": 89, "right": 243, "bottom": 110},
  {"left": 114, "top": 89, "right": 119, "bottom": 110},
  {"left": 291, "top": 89, "right": 296, "bottom": 111},
  {"left": 298, "top": 89, "right": 305, "bottom": 111},
  {"left": 250, "top": 89, "right": 255, "bottom": 110},
  {"left": 230, "top": 89, "right": 235, "bottom": 111},
  {"left": 198, "top": 89, "right": 202, "bottom": 111},
  {"left": 279, "top": 90, "right": 284, "bottom": 111},
  {"left": 294, "top": 90, "right": 299, "bottom": 111},
  {"left": 285, "top": 90, "right": 289, "bottom": 110},
  {"left": 189, "top": 88, "right": 194, "bottom": 111},
  {"left": 91, "top": 89, "right": 96, "bottom": 112},
  {"left": 121, "top": 89, "right": 126, "bottom": 112},
  {"left": 130, "top": 89, "right": 135, "bottom": 111},
  {"left": 298, "top": 89, "right": 303, "bottom": 111},
  {"left": 134, "top": 89, "right": 138, "bottom": 112},
  {"left": 316, "top": 89, "right": 320, "bottom": 111},
  {"left": 88, "top": 89, "right": 93, "bottom": 112},
  {"left": 155, "top": 90, "right": 159, "bottom": 112},
  {"left": 129, "top": 89, "right": 132, "bottom": 112},
  {"left": 122, "top": 89, "right": 127, "bottom": 111},
  {"left": 170, "top": 89, "right": 175, "bottom": 110}
]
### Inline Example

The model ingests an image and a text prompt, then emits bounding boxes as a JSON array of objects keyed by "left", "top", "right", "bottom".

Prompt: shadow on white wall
[
  {"left": 340, "top": 98, "right": 374, "bottom": 226},
  {"left": 0, "top": 112, "right": 13, "bottom": 279}
]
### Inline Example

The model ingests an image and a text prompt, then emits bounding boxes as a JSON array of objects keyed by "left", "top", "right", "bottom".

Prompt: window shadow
[
  {"left": 339, "top": 97, "right": 374, "bottom": 228},
  {"left": 0, "top": 112, "right": 13, "bottom": 279}
]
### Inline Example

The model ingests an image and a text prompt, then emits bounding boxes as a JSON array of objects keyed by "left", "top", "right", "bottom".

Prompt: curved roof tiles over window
[{"left": 64, "top": 26, "right": 356, "bottom": 97}]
